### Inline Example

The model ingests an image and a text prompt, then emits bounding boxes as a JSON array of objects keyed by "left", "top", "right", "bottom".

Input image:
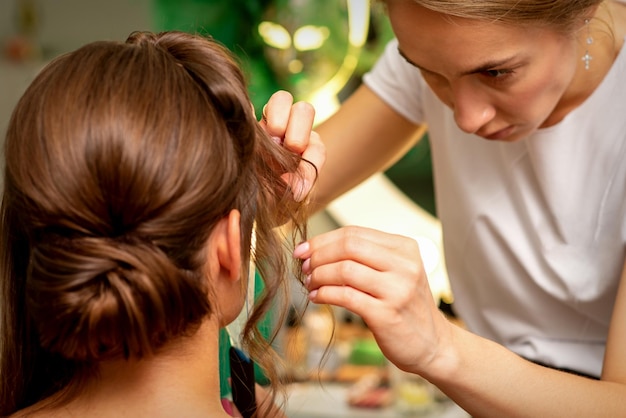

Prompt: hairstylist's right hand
[
  {"left": 260, "top": 90, "right": 326, "bottom": 202},
  {"left": 293, "top": 225, "right": 455, "bottom": 378}
]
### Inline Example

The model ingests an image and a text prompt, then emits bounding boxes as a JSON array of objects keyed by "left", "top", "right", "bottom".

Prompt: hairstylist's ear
[{"left": 216, "top": 209, "right": 242, "bottom": 282}]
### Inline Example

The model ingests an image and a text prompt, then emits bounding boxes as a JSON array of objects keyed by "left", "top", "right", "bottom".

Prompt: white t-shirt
[{"left": 363, "top": 36, "right": 626, "bottom": 377}]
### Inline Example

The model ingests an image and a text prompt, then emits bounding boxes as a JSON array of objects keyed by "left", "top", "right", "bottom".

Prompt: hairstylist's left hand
[
  {"left": 260, "top": 90, "right": 325, "bottom": 202},
  {"left": 294, "top": 225, "right": 454, "bottom": 377}
]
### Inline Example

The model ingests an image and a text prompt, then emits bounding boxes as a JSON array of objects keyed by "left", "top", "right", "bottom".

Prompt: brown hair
[
  {"left": 390, "top": 0, "right": 605, "bottom": 32},
  {"left": 0, "top": 31, "right": 312, "bottom": 414}
]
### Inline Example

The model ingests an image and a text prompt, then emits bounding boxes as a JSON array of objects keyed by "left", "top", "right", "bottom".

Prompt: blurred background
[{"left": 0, "top": 1, "right": 464, "bottom": 416}]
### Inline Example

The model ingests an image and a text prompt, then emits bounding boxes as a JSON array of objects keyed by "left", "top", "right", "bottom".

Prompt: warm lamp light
[
  {"left": 258, "top": 21, "right": 292, "bottom": 50},
  {"left": 293, "top": 25, "right": 330, "bottom": 51},
  {"left": 258, "top": 0, "right": 370, "bottom": 122}
]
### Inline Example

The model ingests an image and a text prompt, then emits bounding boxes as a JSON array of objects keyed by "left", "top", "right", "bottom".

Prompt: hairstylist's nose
[{"left": 452, "top": 85, "right": 495, "bottom": 134}]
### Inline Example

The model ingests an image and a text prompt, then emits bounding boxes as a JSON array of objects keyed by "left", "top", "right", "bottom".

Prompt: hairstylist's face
[{"left": 387, "top": 2, "right": 580, "bottom": 142}]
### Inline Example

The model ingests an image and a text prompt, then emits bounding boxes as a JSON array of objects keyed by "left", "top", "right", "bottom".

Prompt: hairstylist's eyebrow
[{"left": 397, "top": 47, "right": 518, "bottom": 77}]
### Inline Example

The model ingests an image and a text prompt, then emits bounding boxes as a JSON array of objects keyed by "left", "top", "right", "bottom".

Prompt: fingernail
[
  {"left": 301, "top": 258, "right": 311, "bottom": 274},
  {"left": 221, "top": 398, "right": 233, "bottom": 415},
  {"left": 293, "top": 241, "right": 310, "bottom": 258},
  {"left": 271, "top": 135, "right": 283, "bottom": 145},
  {"left": 309, "top": 289, "right": 318, "bottom": 300},
  {"left": 293, "top": 179, "right": 310, "bottom": 202},
  {"left": 305, "top": 274, "right": 311, "bottom": 288}
]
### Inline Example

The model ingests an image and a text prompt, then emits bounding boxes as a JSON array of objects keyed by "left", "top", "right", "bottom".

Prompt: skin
[
  {"left": 260, "top": 90, "right": 325, "bottom": 202},
  {"left": 388, "top": 2, "right": 586, "bottom": 141},
  {"left": 264, "top": 1, "right": 626, "bottom": 416}
]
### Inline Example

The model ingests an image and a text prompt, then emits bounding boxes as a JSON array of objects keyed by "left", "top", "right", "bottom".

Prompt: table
[{"left": 285, "top": 382, "right": 470, "bottom": 418}]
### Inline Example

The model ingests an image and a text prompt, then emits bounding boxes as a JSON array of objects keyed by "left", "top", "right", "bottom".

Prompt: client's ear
[
  {"left": 215, "top": 209, "right": 242, "bottom": 282},
  {"left": 208, "top": 210, "right": 245, "bottom": 327}
]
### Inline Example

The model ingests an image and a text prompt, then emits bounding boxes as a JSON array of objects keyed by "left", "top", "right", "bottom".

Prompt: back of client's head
[{"left": 0, "top": 31, "right": 309, "bottom": 415}]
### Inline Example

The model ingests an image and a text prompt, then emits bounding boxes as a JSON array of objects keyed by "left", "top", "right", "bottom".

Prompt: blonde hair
[{"left": 395, "top": 0, "right": 605, "bottom": 32}]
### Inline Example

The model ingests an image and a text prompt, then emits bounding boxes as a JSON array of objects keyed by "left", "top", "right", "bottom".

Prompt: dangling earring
[{"left": 582, "top": 18, "right": 593, "bottom": 70}]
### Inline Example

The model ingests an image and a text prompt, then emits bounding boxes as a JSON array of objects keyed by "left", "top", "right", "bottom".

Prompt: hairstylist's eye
[
  {"left": 482, "top": 69, "right": 513, "bottom": 78},
  {"left": 479, "top": 68, "right": 515, "bottom": 86}
]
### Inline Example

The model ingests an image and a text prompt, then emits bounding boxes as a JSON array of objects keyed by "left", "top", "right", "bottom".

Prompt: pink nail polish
[
  {"left": 293, "top": 241, "right": 310, "bottom": 258},
  {"left": 293, "top": 179, "right": 309, "bottom": 202},
  {"left": 302, "top": 258, "right": 311, "bottom": 273}
]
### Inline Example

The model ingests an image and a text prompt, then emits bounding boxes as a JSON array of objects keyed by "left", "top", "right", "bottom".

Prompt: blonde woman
[{"left": 265, "top": 0, "right": 626, "bottom": 416}]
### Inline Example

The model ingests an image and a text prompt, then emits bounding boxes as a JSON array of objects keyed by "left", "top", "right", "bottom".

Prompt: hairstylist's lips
[{"left": 482, "top": 125, "right": 515, "bottom": 141}]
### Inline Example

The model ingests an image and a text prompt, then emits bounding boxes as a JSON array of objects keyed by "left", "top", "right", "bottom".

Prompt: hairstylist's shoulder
[{"left": 362, "top": 38, "right": 426, "bottom": 125}]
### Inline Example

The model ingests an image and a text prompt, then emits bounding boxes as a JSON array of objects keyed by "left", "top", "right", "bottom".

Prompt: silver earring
[{"left": 582, "top": 18, "right": 593, "bottom": 70}]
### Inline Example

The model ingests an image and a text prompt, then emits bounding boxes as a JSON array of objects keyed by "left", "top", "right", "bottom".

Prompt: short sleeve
[{"left": 362, "top": 38, "right": 426, "bottom": 125}]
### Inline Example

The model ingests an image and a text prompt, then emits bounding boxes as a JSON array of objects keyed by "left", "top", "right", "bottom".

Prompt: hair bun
[{"left": 27, "top": 235, "right": 210, "bottom": 361}]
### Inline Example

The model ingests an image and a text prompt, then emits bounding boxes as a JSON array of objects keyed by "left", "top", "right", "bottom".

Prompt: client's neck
[{"left": 36, "top": 318, "right": 230, "bottom": 417}]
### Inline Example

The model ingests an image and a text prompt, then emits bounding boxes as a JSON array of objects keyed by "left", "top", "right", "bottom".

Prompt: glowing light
[
  {"left": 258, "top": 21, "right": 291, "bottom": 50},
  {"left": 347, "top": 0, "right": 369, "bottom": 47},
  {"left": 293, "top": 25, "right": 330, "bottom": 51},
  {"left": 258, "top": 0, "right": 373, "bottom": 125},
  {"left": 288, "top": 59, "right": 304, "bottom": 74}
]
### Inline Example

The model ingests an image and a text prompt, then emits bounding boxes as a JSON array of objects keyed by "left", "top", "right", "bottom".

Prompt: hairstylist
[{"left": 265, "top": 0, "right": 626, "bottom": 416}]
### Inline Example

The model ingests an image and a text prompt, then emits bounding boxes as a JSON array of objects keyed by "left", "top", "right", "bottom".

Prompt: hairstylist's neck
[
  {"left": 544, "top": 2, "right": 626, "bottom": 127},
  {"left": 14, "top": 318, "right": 231, "bottom": 418}
]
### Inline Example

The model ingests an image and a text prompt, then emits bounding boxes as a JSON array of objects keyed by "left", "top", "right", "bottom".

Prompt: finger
[
  {"left": 262, "top": 90, "right": 294, "bottom": 138},
  {"left": 306, "top": 258, "right": 389, "bottom": 297},
  {"left": 310, "top": 257, "right": 423, "bottom": 310},
  {"left": 281, "top": 172, "right": 308, "bottom": 203},
  {"left": 299, "top": 226, "right": 422, "bottom": 274},
  {"left": 283, "top": 101, "right": 316, "bottom": 154},
  {"left": 299, "top": 130, "right": 325, "bottom": 176},
  {"left": 309, "top": 282, "right": 385, "bottom": 320},
  {"left": 297, "top": 226, "right": 414, "bottom": 258},
  {"left": 281, "top": 131, "right": 325, "bottom": 201}
]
